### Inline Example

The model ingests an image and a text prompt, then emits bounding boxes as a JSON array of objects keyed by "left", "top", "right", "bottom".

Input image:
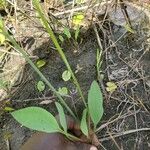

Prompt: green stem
[
  {"left": 0, "top": 19, "right": 77, "bottom": 120},
  {"left": 33, "top": 0, "right": 87, "bottom": 107},
  {"left": 60, "top": 130, "right": 82, "bottom": 142}
]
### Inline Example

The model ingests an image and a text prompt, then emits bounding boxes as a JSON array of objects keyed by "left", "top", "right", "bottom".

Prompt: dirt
[{"left": 0, "top": 0, "right": 150, "bottom": 150}]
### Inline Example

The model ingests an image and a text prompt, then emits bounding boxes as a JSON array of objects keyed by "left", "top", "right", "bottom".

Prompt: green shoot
[{"left": 32, "top": 0, "right": 86, "bottom": 107}]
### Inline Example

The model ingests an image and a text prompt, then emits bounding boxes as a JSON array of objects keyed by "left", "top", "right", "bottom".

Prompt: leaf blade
[
  {"left": 55, "top": 102, "right": 67, "bottom": 133},
  {"left": 88, "top": 81, "right": 103, "bottom": 129},
  {"left": 11, "top": 107, "right": 61, "bottom": 133},
  {"left": 80, "top": 108, "right": 88, "bottom": 136},
  {"left": 58, "top": 87, "right": 68, "bottom": 96},
  {"left": 106, "top": 82, "right": 117, "bottom": 92},
  {"left": 37, "top": 81, "right": 45, "bottom": 92},
  {"left": 4, "top": 107, "right": 15, "bottom": 112},
  {"left": 62, "top": 70, "right": 71, "bottom": 81},
  {"left": 36, "top": 59, "right": 46, "bottom": 68},
  {"left": 72, "top": 13, "right": 84, "bottom": 26},
  {"left": 63, "top": 27, "right": 71, "bottom": 39}
]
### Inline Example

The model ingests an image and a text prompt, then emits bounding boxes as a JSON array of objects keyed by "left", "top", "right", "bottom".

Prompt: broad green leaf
[
  {"left": 88, "top": 80, "right": 103, "bottom": 129},
  {"left": 36, "top": 59, "right": 46, "bottom": 68},
  {"left": 37, "top": 81, "right": 45, "bottom": 92},
  {"left": 11, "top": 107, "right": 61, "bottom": 133},
  {"left": 58, "top": 87, "right": 68, "bottom": 95},
  {"left": 72, "top": 13, "right": 84, "bottom": 26},
  {"left": 59, "top": 35, "right": 64, "bottom": 42},
  {"left": 63, "top": 27, "right": 71, "bottom": 39},
  {"left": 0, "top": 33, "right": 5, "bottom": 44},
  {"left": 106, "top": 82, "right": 117, "bottom": 92},
  {"left": 62, "top": 70, "right": 71, "bottom": 81},
  {"left": 55, "top": 102, "right": 67, "bottom": 133},
  {"left": 80, "top": 108, "right": 88, "bottom": 136}
]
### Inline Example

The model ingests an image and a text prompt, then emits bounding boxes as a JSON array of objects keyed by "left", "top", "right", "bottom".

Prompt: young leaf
[
  {"left": 124, "top": 24, "right": 135, "bottom": 34},
  {"left": 55, "top": 102, "right": 67, "bottom": 133},
  {"left": 106, "top": 82, "right": 117, "bottom": 92},
  {"left": 80, "top": 108, "right": 88, "bottom": 136},
  {"left": 72, "top": 13, "right": 84, "bottom": 26},
  {"left": 11, "top": 107, "right": 61, "bottom": 133},
  {"left": 59, "top": 35, "right": 64, "bottom": 42},
  {"left": 88, "top": 80, "right": 103, "bottom": 129},
  {"left": 58, "top": 87, "right": 68, "bottom": 95},
  {"left": 37, "top": 81, "right": 45, "bottom": 92},
  {"left": 36, "top": 59, "right": 46, "bottom": 68},
  {"left": 4, "top": 107, "right": 15, "bottom": 112},
  {"left": 62, "top": 70, "right": 71, "bottom": 81},
  {"left": 63, "top": 27, "right": 71, "bottom": 39}
]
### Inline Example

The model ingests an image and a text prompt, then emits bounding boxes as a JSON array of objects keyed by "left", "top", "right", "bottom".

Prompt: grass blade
[{"left": 32, "top": 0, "right": 86, "bottom": 107}]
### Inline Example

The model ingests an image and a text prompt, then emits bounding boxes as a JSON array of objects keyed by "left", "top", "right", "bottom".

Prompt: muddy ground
[{"left": 0, "top": 0, "right": 150, "bottom": 150}]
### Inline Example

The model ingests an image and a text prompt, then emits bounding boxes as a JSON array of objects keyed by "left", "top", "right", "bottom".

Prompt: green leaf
[
  {"left": 106, "top": 82, "right": 117, "bottom": 92},
  {"left": 80, "top": 108, "right": 88, "bottom": 136},
  {"left": 58, "top": 87, "right": 68, "bottom": 95},
  {"left": 72, "top": 13, "right": 84, "bottom": 26},
  {"left": 59, "top": 35, "right": 64, "bottom": 42},
  {"left": 88, "top": 80, "right": 103, "bottom": 129},
  {"left": 11, "top": 107, "right": 61, "bottom": 133},
  {"left": 37, "top": 81, "right": 45, "bottom": 92},
  {"left": 55, "top": 102, "right": 67, "bottom": 133},
  {"left": 62, "top": 70, "right": 71, "bottom": 81},
  {"left": 4, "top": 107, "right": 15, "bottom": 112},
  {"left": 63, "top": 27, "right": 71, "bottom": 39},
  {"left": 124, "top": 24, "right": 135, "bottom": 34},
  {"left": 36, "top": 59, "right": 46, "bottom": 68}
]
